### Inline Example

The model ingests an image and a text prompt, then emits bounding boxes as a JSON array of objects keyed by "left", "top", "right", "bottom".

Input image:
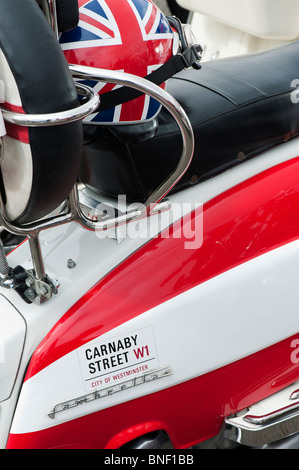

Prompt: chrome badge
[{"left": 48, "top": 365, "right": 173, "bottom": 419}]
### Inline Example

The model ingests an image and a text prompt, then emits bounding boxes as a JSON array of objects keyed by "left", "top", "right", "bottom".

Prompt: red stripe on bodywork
[
  {"left": 2, "top": 102, "right": 29, "bottom": 143},
  {"left": 26, "top": 157, "right": 299, "bottom": 380},
  {"left": 7, "top": 332, "right": 299, "bottom": 449},
  {"left": 5, "top": 122, "right": 29, "bottom": 144},
  {"left": 3, "top": 102, "right": 24, "bottom": 113}
]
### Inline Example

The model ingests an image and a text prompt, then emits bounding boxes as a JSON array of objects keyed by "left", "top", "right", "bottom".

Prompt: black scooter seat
[{"left": 81, "top": 41, "right": 299, "bottom": 201}]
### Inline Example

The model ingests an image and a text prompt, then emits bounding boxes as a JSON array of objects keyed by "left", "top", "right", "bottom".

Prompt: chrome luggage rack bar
[
  {"left": 69, "top": 65, "right": 195, "bottom": 213},
  {"left": 1, "top": 83, "right": 99, "bottom": 127},
  {"left": 0, "top": 67, "right": 194, "bottom": 303}
]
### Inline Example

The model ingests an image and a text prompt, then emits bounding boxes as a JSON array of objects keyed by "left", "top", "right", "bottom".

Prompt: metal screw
[
  {"left": 67, "top": 259, "right": 76, "bottom": 269},
  {"left": 25, "top": 288, "right": 36, "bottom": 301}
]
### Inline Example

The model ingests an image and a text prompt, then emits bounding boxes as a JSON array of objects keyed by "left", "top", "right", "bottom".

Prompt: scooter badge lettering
[{"left": 48, "top": 366, "right": 172, "bottom": 419}]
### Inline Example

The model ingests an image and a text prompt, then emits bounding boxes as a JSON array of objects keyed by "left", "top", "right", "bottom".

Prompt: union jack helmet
[{"left": 60, "top": 0, "right": 191, "bottom": 125}]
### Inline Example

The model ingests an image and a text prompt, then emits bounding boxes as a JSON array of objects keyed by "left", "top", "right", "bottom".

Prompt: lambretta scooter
[{"left": 1, "top": 0, "right": 299, "bottom": 450}]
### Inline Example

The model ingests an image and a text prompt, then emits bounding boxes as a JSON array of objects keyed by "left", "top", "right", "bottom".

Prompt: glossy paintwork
[
  {"left": 26, "top": 157, "right": 299, "bottom": 379},
  {"left": 7, "top": 332, "right": 299, "bottom": 449},
  {"left": 9, "top": 156, "right": 299, "bottom": 449}
]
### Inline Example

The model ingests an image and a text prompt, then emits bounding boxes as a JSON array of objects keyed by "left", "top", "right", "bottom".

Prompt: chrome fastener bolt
[{"left": 67, "top": 259, "right": 76, "bottom": 269}]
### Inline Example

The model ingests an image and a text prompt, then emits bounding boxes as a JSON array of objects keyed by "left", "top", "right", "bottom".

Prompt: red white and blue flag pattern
[{"left": 60, "top": 0, "right": 174, "bottom": 124}]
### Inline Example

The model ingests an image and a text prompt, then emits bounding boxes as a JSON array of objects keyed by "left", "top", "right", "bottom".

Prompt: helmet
[{"left": 60, "top": 0, "right": 178, "bottom": 125}]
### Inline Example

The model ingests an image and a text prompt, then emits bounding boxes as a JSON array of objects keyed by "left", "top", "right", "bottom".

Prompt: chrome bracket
[
  {"left": 23, "top": 269, "right": 59, "bottom": 304},
  {"left": 0, "top": 254, "right": 58, "bottom": 304}
]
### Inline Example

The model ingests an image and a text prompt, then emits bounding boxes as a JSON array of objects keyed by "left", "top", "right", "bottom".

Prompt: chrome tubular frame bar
[
  {"left": 69, "top": 65, "right": 195, "bottom": 221},
  {"left": 0, "top": 67, "right": 194, "bottom": 285},
  {"left": 0, "top": 83, "right": 100, "bottom": 127},
  {"left": 0, "top": 207, "right": 74, "bottom": 281}
]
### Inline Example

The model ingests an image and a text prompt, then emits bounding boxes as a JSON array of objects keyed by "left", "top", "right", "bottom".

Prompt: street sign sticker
[{"left": 77, "top": 326, "right": 159, "bottom": 391}]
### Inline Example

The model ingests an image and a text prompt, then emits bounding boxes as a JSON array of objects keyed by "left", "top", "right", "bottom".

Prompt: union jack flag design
[{"left": 60, "top": 0, "right": 174, "bottom": 124}]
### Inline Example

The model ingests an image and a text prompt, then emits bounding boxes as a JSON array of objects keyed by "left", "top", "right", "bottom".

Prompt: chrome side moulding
[{"left": 224, "top": 381, "right": 299, "bottom": 447}]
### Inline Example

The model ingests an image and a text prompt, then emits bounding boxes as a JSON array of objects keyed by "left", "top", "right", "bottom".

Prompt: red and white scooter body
[
  {"left": 2, "top": 0, "right": 299, "bottom": 450},
  {"left": 2, "top": 134, "right": 299, "bottom": 448}
]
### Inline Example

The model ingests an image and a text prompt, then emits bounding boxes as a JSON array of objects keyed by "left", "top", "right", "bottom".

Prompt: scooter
[{"left": 1, "top": 0, "right": 299, "bottom": 450}]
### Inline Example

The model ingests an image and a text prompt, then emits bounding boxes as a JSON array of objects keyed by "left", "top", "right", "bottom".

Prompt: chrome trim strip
[
  {"left": 225, "top": 412, "right": 299, "bottom": 447},
  {"left": 224, "top": 390, "right": 299, "bottom": 447},
  {"left": 244, "top": 401, "right": 299, "bottom": 426},
  {"left": 48, "top": 365, "right": 173, "bottom": 419}
]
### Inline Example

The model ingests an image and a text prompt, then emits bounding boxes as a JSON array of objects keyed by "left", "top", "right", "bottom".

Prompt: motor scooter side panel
[
  {"left": 7, "top": 157, "right": 299, "bottom": 448},
  {"left": 6, "top": 332, "right": 299, "bottom": 449}
]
